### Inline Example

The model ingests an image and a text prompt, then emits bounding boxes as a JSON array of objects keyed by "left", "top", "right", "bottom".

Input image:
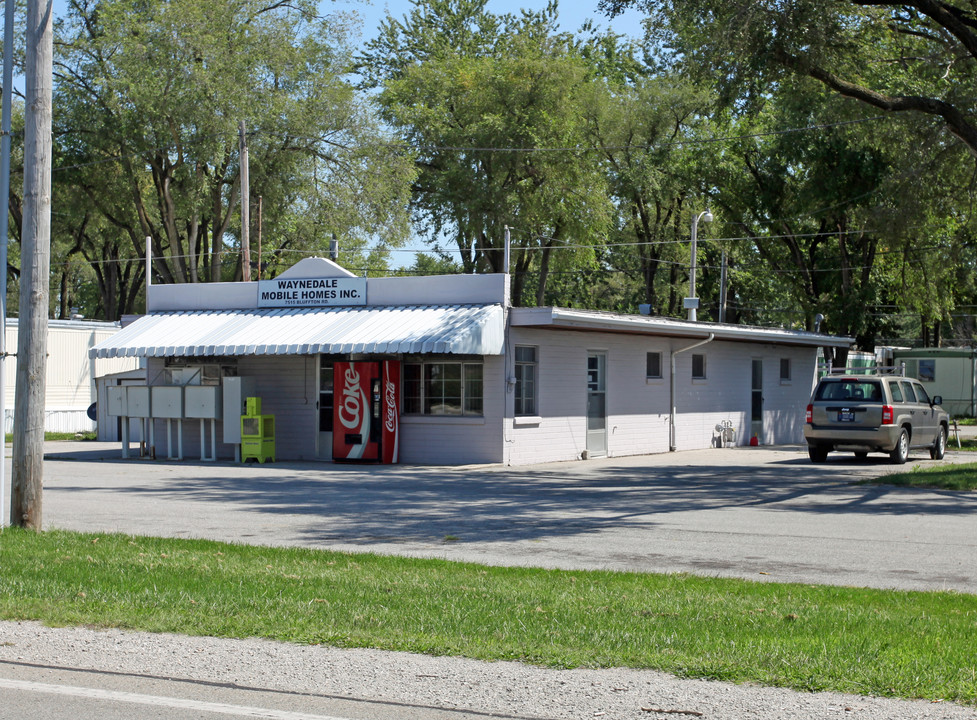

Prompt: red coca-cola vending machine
[{"left": 333, "top": 360, "right": 400, "bottom": 463}]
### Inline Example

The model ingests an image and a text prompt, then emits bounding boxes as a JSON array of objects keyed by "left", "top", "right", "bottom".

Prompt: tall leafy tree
[
  {"left": 599, "top": 0, "right": 977, "bottom": 159},
  {"left": 582, "top": 55, "right": 713, "bottom": 316},
  {"left": 360, "top": 0, "right": 613, "bottom": 306},
  {"left": 601, "top": 0, "right": 977, "bottom": 347},
  {"left": 52, "top": 0, "right": 414, "bottom": 317}
]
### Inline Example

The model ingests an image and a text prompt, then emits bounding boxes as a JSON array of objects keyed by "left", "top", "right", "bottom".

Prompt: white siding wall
[
  {"left": 504, "top": 328, "right": 818, "bottom": 466},
  {"left": 132, "top": 335, "right": 816, "bottom": 467},
  {"left": 399, "top": 355, "right": 504, "bottom": 464},
  {"left": 144, "top": 354, "right": 506, "bottom": 464},
  {"left": 146, "top": 355, "right": 316, "bottom": 461},
  {"left": 758, "top": 347, "right": 818, "bottom": 445},
  {"left": 2, "top": 320, "right": 140, "bottom": 433}
]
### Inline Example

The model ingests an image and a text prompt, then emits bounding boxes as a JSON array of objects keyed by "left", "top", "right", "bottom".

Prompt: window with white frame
[
  {"left": 780, "top": 358, "right": 791, "bottom": 382},
  {"left": 646, "top": 351, "right": 662, "bottom": 379},
  {"left": 402, "top": 361, "right": 483, "bottom": 416},
  {"left": 514, "top": 346, "right": 538, "bottom": 416},
  {"left": 692, "top": 353, "right": 707, "bottom": 379}
]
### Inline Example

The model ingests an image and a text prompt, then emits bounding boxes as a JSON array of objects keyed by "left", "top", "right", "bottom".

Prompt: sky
[
  {"left": 41, "top": 0, "right": 646, "bottom": 48},
  {"left": 339, "top": 0, "right": 646, "bottom": 44}
]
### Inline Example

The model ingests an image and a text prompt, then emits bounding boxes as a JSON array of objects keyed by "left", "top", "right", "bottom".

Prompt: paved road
[
  {"left": 26, "top": 440, "right": 977, "bottom": 594},
  {"left": 5, "top": 441, "right": 977, "bottom": 720}
]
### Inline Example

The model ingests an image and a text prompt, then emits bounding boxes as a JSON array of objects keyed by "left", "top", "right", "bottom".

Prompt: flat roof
[{"left": 510, "top": 307, "right": 852, "bottom": 348}]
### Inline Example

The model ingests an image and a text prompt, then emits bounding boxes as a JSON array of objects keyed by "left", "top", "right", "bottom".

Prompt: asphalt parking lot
[{"left": 20, "top": 440, "right": 977, "bottom": 594}]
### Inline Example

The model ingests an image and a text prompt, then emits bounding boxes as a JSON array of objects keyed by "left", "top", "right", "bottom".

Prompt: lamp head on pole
[{"left": 687, "top": 208, "right": 713, "bottom": 322}]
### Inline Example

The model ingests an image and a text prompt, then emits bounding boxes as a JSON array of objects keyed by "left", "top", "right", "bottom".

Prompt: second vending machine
[{"left": 332, "top": 360, "right": 400, "bottom": 463}]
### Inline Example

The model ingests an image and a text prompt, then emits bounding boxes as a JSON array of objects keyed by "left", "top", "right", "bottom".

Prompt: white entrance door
[
  {"left": 317, "top": 357, "right": 334, "bottom": 460},
  {"left": 586, "top": 353, "right": 607, "bottom": 457}
]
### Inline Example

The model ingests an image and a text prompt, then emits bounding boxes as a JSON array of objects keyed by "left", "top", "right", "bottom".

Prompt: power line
[{"left": 39, "top": 114, "right": 890, "bottom": 174}]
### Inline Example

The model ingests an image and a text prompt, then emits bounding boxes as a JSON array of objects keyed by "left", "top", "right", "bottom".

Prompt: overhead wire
[{"left": 38, "top": 110, "right": 969, "bottom": 284}]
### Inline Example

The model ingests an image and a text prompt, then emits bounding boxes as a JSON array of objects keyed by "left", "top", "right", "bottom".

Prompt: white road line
[{"left": 0, "top": 677, "right": 355, "bottom": 720}]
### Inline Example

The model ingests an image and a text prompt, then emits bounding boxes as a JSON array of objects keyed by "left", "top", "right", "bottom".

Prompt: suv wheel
[
  {"left": 930, "top": 426, "right": 947, "bottom": 460},
  {"left": 890, "top": 429, "right": 909, "bottom": 464},
  {"left": 808, "top": 445, "right": 829, "bottom": 463}
]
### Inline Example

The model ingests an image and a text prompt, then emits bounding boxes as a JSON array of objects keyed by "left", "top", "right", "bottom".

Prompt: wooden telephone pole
[{"left": 11, "top": 0, "right": 53, "bottom": 529}]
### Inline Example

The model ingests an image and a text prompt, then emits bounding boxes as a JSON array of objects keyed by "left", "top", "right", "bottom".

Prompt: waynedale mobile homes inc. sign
[{"left": 257, "top": 277, "right": 367, "bottom": 308}]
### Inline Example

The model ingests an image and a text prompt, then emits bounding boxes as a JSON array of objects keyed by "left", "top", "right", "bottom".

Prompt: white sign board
[{"left": 257, "top": 277, "right": 367, "bottom": 308}]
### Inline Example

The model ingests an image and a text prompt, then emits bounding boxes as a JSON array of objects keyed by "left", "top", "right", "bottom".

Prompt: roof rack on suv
[{"left": 818, "top": 362, "right": 906, "bottom": 376}]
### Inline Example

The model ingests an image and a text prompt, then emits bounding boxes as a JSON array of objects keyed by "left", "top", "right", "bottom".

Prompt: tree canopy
[
  {"left": 1, "top": 0, "right": 976, "bottom": 350},
  {"left": 599, "top": 0, "right": 977, "bottom": 157},
  {"left": 49, "top": 0, "right": 414, "bottom": 317}
]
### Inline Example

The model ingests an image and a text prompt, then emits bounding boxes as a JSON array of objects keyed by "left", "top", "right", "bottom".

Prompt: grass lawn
[
  {"left": 4, "top": 431, "right": 96, "bottom": 444},
  {"left": 953, "top": 436, "right": 977, "bottom": 452},
  {"left": 876, "top": 462, "right": 977, "bottom": 491},
  {"left": 1, "top": 528, "right": 975, "bottom": 704}
]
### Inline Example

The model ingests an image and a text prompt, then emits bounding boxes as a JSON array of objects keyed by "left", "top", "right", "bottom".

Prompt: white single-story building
[
  {"left": 89, "top": 257, "right": 852, "bottom": 465},
  {"left": 3, "top": 318, "right": 141, "bottom": 433}
]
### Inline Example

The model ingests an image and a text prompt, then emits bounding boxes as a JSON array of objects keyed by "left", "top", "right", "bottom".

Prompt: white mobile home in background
[
  {"left": 91, "top": 258, "right": 852, "bottom": 465},
  {"left": 891, "top": 347, "right": 977, "bottom": 418},
  {"left": 3, "top": 318, "right": 140, "bottom": 433}
]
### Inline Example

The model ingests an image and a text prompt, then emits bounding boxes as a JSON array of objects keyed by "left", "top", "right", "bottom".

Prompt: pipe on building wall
[
  {"left": 970, "top": 351, "right": 977, "bottom": 417},
  {"left": 669, "top": 333, "right": 715, "bottom": 452}
]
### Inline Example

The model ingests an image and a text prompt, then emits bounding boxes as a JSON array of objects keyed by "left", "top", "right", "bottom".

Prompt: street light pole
[{"left": 687, "top": 209, "right": 713, "bottom": 322}]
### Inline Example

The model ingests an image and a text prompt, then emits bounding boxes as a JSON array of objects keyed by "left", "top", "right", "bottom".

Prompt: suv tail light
[
  {"left": 881, "top": 405, "right": 894, "bottom": 425},
  {"left": 806, "top": 404, "right": 813, "bottom": 424}
]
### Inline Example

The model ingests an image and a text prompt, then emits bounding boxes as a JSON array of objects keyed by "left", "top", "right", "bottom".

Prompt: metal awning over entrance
[{"left": 89, "top": 304, "right": 505, "bottom": 359}]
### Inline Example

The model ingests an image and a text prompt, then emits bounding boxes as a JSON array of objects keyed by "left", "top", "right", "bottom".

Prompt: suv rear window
[{"left": 814, "top": 379, "right": 883, "bottom": 402}]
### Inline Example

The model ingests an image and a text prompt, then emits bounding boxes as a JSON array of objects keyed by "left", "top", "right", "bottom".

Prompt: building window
[
  {"left": 646, "top": 351, "right": 662, "bottom": 379},
  {"left": 918, "top": 359, "right": 936, "bottom": 382},
  {"left": 514, "top": 346, "right": 537, "bottom": 416},
  {"left": 402, "top": 362, "right": 483, "bottom": 416},
  {"left": 780, "top": 358, "right": 791, "bottom": 382},
  {"left": 692, "top": 353, "right": 706, "bottom": 380}
]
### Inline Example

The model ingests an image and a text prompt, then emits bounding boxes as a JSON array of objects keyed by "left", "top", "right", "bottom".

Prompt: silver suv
[{"left": 804, "top": 375, "right": 949, "bottom": 464}]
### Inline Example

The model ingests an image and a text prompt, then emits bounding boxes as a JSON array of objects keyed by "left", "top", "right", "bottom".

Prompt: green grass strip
[
  {"left": 1, "top": 528, "right": 976, "bottom": 703},
  {"left": 4, "top": 432, "right": 96, "bottom": 444},
  {"left": 870, "top": 462, "right": 977, "bottom": 491}
]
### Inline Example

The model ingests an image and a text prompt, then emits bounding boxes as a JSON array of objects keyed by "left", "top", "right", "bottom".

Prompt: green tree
[
  {"left": 599, "top": 0, "right": 977, "bottom": 158},
  {"left": 361, "top": 0, "right": 613, "bottom": 306},
  {"left": 582, "top": 57, "right": 713, "bottom": 316},
  {"left": 601, "top": 0, "right": 977, "bottom": 347},
  {"left": 710, "top": 84, "right": 892, "bottom": 347},
  {"left": 52, "top": 0, "right": 414, "bottom": 318}
]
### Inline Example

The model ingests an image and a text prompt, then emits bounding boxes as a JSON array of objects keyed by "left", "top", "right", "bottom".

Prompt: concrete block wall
[
  {"left": 145, "top": 355, "right": 315, "bottom": 461},
  {"left": 503, "top": 328, "right": 820, "bottom": 465},
  {"left": 399, "top": 355, "right": 505, "bottom": 465}
]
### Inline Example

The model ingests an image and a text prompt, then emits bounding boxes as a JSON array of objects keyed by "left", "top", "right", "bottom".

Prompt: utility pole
[
  {"left": 239, "top": 121, "right": 250, "bottom": 281},
  {"left": 256, "top": 196, "right": 262, "bottom": 280},
  {"left": 11, "top": 0, "right": 53, "bottom": 529}
]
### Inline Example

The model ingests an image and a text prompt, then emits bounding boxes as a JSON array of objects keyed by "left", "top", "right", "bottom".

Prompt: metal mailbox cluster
[{"left": 106, "top": 384, "right": 227, "bottom": 461}]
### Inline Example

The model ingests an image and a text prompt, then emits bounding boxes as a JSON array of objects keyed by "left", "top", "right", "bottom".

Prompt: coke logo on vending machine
[
  {"left": 338, "top": 365, "right": 364, "bottom": 430},
  {"left": 384, "top": 378, "right": 397, "bottom": 433}
]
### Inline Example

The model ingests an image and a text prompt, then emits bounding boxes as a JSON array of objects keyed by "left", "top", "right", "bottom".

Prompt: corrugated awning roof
[{"left": 90, "top": 305, "right": 505, "bottom": 359}]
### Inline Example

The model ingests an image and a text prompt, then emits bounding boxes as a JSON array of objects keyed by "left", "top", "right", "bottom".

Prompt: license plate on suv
[{"left": 838, "top": 409, "right": 855, "bottom": 422}]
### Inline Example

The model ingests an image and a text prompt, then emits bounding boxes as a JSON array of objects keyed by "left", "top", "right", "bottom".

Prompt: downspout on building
[{"left": 669, "top": 333, "right": 715, "bottom": 451}]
